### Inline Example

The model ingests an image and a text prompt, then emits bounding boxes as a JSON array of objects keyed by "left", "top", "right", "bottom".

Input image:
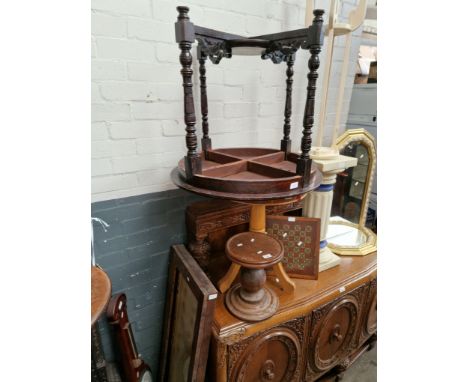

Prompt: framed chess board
[{"left": 266, "top": 215, "right": 320, "bottom": 280}]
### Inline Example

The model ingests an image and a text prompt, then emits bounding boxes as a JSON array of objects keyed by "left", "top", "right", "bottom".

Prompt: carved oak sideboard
[{"left": 207, "top": 253, "right": 377, "bottom": 382}]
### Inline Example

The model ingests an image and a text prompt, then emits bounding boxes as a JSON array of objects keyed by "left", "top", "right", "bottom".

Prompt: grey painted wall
[{"left": 92, "top": 189, "right": 206, "bottom": 376}]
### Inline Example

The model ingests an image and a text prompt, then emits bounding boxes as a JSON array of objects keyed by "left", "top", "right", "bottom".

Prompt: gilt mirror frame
[
  {"left": 328, "top": 128, "right": 377, "bottom": 256},
  {"left": 333, "top": 128, "right": 376, "bottom": 227}
]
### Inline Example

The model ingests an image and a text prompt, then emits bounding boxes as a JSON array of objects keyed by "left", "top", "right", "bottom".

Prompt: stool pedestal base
[{"left": 225, "top": 283, "right": 279, "bottom": 322}]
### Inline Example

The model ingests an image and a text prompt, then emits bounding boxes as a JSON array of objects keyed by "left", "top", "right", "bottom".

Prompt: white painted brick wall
[{"left": 92, "top": 0, "right": 363, "bottom": 202}]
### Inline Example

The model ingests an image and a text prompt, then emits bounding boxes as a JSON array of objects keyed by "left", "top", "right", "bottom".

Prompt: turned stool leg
[
  {"left": 217, "top": 263, "right": 241, "bottom": 293},
  {"left": 271, "top": 263, "right": 296, "bottom": 293}
]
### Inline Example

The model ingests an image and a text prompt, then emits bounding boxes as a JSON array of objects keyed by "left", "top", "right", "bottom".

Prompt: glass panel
[
  {"left": 168, "top": 275, "right": 198, "bottom": 382},
  {"left": 327, "top": 221, "right": 368, "bottom": 248},
  {"left": 331, "top": 142, "right": 370, "bottom": 224}
]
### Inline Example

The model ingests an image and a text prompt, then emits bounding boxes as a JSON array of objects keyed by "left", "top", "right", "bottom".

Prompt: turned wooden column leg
[
  {"left": 175, "top": 6, "right": 201, "bottom": 180},
  {"left": 281, "top": 54, "right": 295, "bottom": 154},
  {"left": 250, "top": 204, "right": 266, "bottom": 233},
  {"left": 296, "top": 9, "right": 324, "bottom": 185},
  {"left": 198, "top": 47, "right": 212, "bottom": 152}
]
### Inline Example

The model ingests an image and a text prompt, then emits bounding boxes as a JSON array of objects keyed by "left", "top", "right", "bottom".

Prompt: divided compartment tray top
[
  {"left": 172, "top": 7, "right": 326, "bottom": 202},
  {"left": 177, "top": 147, "right": 320, "bottom": 195}
]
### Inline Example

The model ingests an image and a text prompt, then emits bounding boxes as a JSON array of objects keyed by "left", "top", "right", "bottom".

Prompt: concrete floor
[{"left": 341, "top": 345, "right": 377, "bottom": 382}]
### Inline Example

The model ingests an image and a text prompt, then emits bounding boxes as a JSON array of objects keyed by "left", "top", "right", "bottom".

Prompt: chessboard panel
[{"left": 266, "top": 215, "right": 320, "bottom": 280}]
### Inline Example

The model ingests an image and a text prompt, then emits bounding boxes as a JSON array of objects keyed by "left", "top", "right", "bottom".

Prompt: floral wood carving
[
  {"left": 222, "top": 326, "right": 247, "bottom": 346},
  {"left": 227, "top": 317, "right": 305, "bottom": 381},
  {"left": 188, "top": 238, "right": 210, "bottom": 268},
  {"left": 307, "top": 284, "right": 367, "bottom": 378},
  {"left": 261, "top": 41, "right": 302, "bottom": 64},
  {"left": 197, "top": 212, "right": 250, "bottom": 235},
  {"left": 196, "top": 37, "right": 231, "bottom": 64}
]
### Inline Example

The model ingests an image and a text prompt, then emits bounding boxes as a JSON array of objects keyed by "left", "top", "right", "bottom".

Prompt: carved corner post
[
  {"left": 197, "top": 46, "right": 212, "bottom": 152},
  {"left": 296, "top": 9, "right": 324, "bottom": 185},
  {"left": 175, "top": 6, "right": 201, "bottom": 180},
  {"left": 188, "top": 235, "right": 211, "bottom": 269},
  {"left": 281, "top": 54, "right": 295, "bottom": 154}
]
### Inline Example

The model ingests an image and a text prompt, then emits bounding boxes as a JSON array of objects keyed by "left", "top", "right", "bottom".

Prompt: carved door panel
[
  {"left": 228, "top": 318, "right": 305, "bottom": 382},
  {"left": 306, "top": 293, "right": 360, "bottom": 380},
  {"left": 362, "top": 279, "right": 377, "bottom": 340}
]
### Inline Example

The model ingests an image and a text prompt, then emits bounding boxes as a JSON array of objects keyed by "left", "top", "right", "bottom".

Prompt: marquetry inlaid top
[{"left": 226, "top": 232, "right": 284, "bottom": 269}]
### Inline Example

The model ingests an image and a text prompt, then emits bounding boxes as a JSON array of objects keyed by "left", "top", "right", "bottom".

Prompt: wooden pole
[
  {"left": 249, "top": 204, "right": 266, "bottom": 233},
  {"left": 331, "top": 32, "right": 352, "bottom": 145}
]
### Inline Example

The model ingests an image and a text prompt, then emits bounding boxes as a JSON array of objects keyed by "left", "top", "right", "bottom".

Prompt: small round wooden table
[
  {"left": 91, "top": 266, "right": 112, "bottom": 382},
  {"left": 91, "top": 266, "right": 112, "bottom": 326},
  {"left": 224, "top": 231, "right": 284, "bottom": 322}
]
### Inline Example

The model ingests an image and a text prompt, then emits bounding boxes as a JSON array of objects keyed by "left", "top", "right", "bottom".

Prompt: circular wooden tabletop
[
  {"left": 171, "top": 167, "right": 322, "bottom": 203},
  {"left": 91, "top": 266, "right": 111, "bottom": 326},
  {"left": 226, "top": 232, "right": 284, "bottom": 268}
]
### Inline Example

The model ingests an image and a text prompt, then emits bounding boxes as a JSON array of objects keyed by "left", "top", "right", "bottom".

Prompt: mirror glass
[
  {"left": 331, "top": 142, "right": 370, "bottom": 225},
  {"left": 327, "top": 218, "right": 368, "bottom": 247}
]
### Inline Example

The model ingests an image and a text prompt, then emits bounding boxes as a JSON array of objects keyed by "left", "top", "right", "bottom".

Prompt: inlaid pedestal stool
[{"left": 224, "top": 231, "right": 284, "bottom": 321}]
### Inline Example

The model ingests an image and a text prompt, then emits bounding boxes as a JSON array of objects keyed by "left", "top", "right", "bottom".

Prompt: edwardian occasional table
[{"left": 171, "top": 6, "right": 326, "bottom": 321}]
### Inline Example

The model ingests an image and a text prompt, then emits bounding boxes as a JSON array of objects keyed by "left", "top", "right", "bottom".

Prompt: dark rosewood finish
[
  {"left": 173, "top": 6, "right": 325, "bottom": 196},
  {"left": 296, "top": 10, "right": 324, "bottom": 185},
  {"left": 198, "top": 46, "right": 211, "bottom": 151},
  {"left": 281, "top": 54, "right": 295, "bottom": 154},
  {"left": 175, "top": 6, "right": 201, "bottom": 179},
  {"left": 107, "top": 293, "right": 152, "bottom": 382},
  {"left": 174, "top": 147, "right": 323, "bottom": 200}
]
